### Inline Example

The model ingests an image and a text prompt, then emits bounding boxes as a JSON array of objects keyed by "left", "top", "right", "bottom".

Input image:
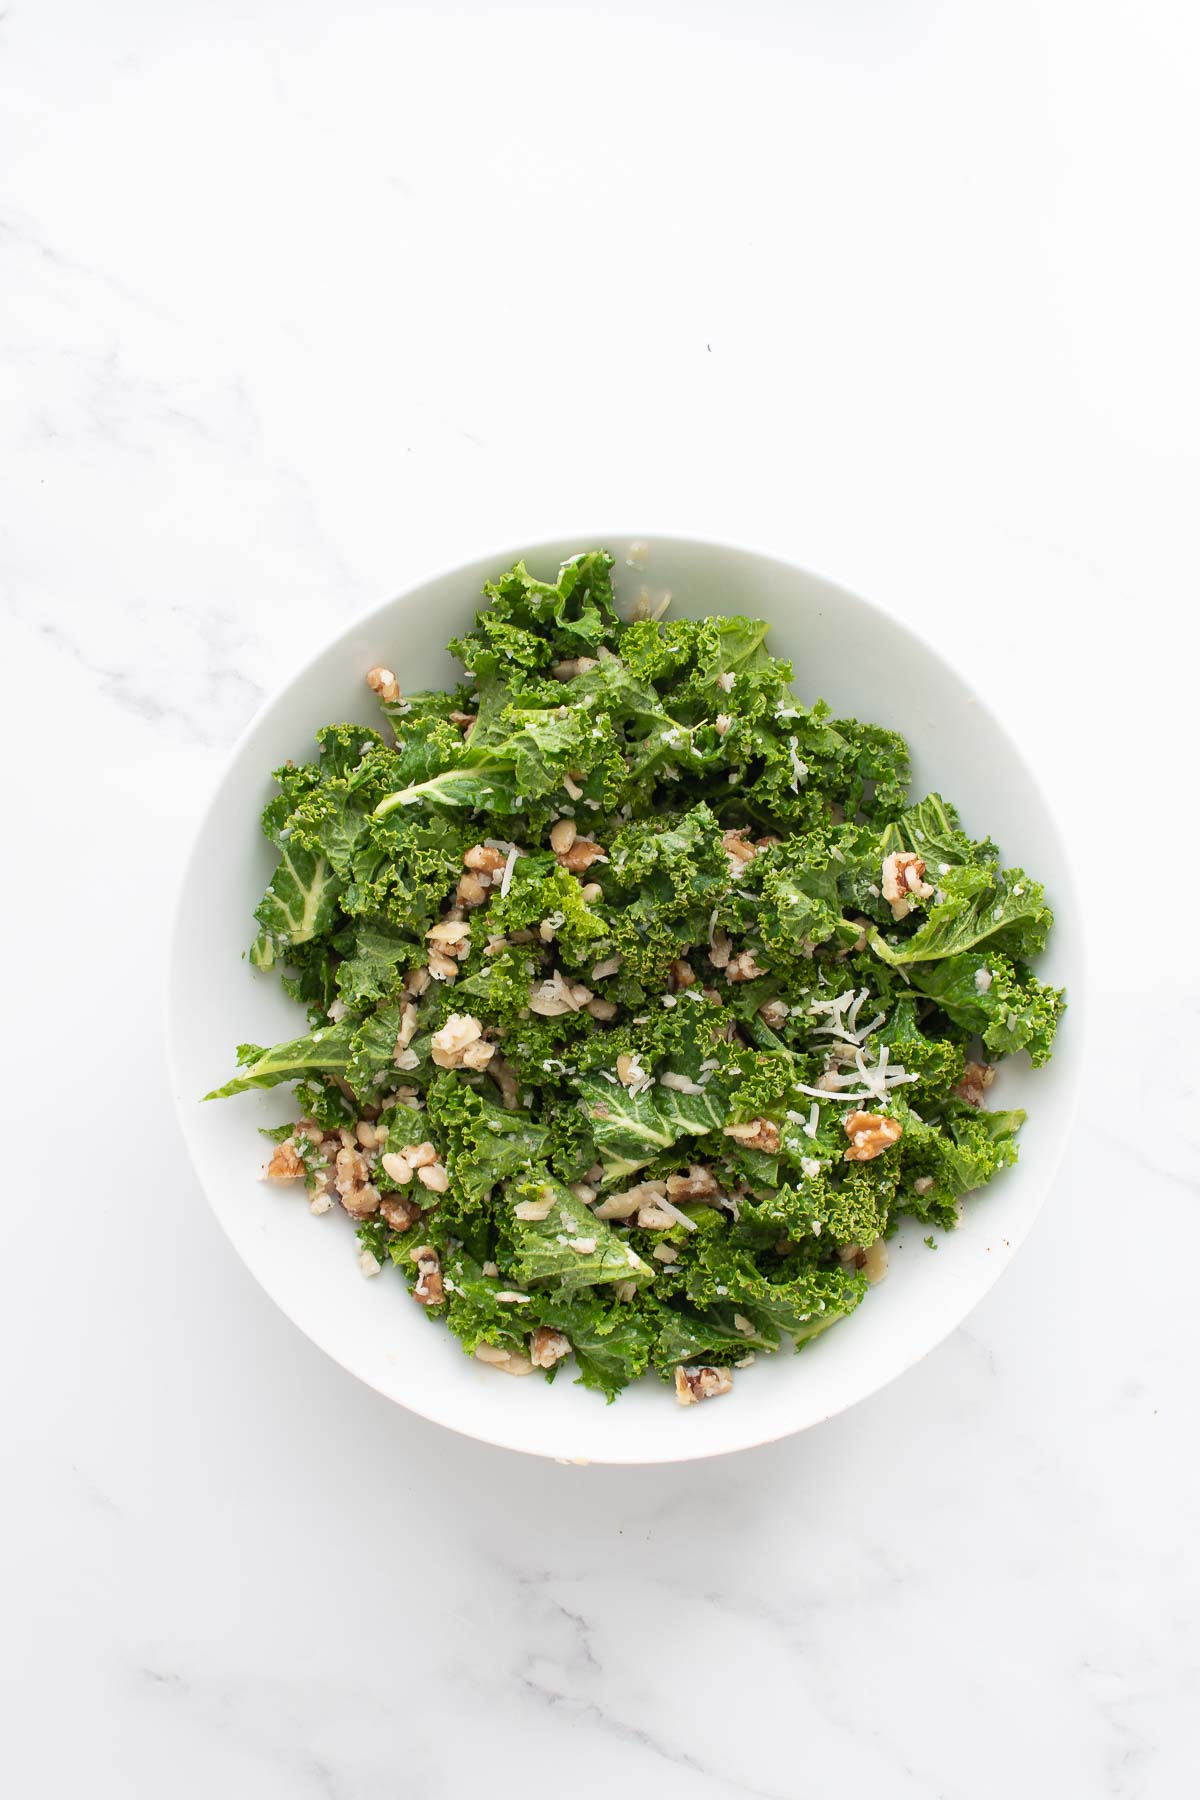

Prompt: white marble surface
[{"left": 3, "top": 3, "right": 1198, "bottom": 1794}]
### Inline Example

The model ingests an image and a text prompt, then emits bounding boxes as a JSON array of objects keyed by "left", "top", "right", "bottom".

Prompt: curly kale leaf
[
  {"left": 872, "top": 863, "right": 1053, "bottom": 968},
  {"left": 253, "top": 842, "right": 339, "bottom": 955},
  {"left": 426, "top": 1078, "right": 550, "bottom": 1204},
  {"left": 509, "top": 1174, "right": 654, "bottom": 1291},
  {"left": 575, "top": 1075, "right": 727, "bottom": 1182},
  {"left": 902, "top": 952, "right": 1065, "bottom": 1066},
  {"left": 203, "top": 1022, "right": 356, "bottom": 1100},
  {"left": 334, "top": 921, "right": 419, "bottom": 1007},
  {"left": 449, "top": 550, "right": 621, "bottom": 677}
]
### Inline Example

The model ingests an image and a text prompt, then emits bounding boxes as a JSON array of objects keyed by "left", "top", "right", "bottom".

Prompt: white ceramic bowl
[{"left": 168, "top": 535, "right": 1083, "bottom": 1464}]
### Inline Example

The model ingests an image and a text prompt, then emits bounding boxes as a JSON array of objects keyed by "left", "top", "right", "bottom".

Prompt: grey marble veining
[{"left": 3, "top": 4, "right": 1198, "bottom": 1797}]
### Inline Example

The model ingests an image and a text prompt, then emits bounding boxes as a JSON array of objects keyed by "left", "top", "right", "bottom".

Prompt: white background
[{"left": 2, "top": 3, "right": 1197, "bottom": 1795}]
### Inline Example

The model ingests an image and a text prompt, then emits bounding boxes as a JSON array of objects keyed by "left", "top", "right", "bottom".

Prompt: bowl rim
[{"left": 166, "top": 528, "right": 1086, "bottom": 1464}]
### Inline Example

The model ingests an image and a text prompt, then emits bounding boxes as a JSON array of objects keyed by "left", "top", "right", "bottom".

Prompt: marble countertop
[{"left": 3, "top": 4, "right": 1197, "bottom": 1795}]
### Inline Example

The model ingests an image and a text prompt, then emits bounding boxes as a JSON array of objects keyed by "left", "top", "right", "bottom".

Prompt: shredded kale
[{"left": 206, "top": 548, "right": 1064, "bottom": 1401}]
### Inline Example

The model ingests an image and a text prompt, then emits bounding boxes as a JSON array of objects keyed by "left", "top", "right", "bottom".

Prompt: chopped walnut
[
  {"left": 839, "top": 1238, "right": 889, "bottom": 1284},
  {"left": 881, "top": 852, "right": 935, "bottom": 921},
  {"left": 265, "top": 1139, "right": 305, "bottom": 1180},
  {"left": 426, "top": 950, "right": 459, "bottom": 982},
  {"left": 464, "top": 844, "right": 508, "bottom": 873},
  {"left": 674, "top": 1365, "right": 734, "bottom": 1406},
  {"left": 727, "top": 949, "right": 766, "bottom": 983},
  {"left": 405, "top": 965, "right": 433, "bottom": 998},
  {"left": 723, "top": 1118, "right": 781, "bottom": 1153},
  {"left": 709, "top": 928, "right": 732, "bottom": 970},
  {"left": 393, "top": 1004, "right": 419, "bottom": 1062},
  {"left": 558, "top": 837, "right": 604, "bottom": 872},
  {"left": 843, "top": 1111, "right": 903, "bottom": 1161},
  {"left": 638, "top": 1204, "right": 679, "bottom": 1229},
  {"left": 758, "top": 998, "right": 789, "bottom": 1030},
  {"left": 594, "top": 1180, "right": 666, "bottom": 1221},
  {"left": 529, "top": 1327, "right": 572, "bottom": 1369},
  {"left": 431, "top": 1012, "right": 493, "bottom": 1071},
  {"left": 380, "top": 1194, "right": 421, "bottom": 1232},
  {"left": 448, "top": 710, "right": 476, "bottom": 731},
  {"left": 953, "top": 1062, "right": 996, "bottom": 1107},
  {"left": 334, "top": 1146, "right": 370, "bottom": 1193},
  {"left": 426, "top": 918, "right": 471, "bottom": 956},
  {"left": 669, "top": 958, "right": 696, "bottom": 989},
  {"left": 381, "top": 1150, "right": 413, "bottom": 1185},
  {"left": 366, "top": 665, "right": 401, "bottom": 703},
  {"left": 529, "top": 970, "right": 592, "bottom": 1016},
  {"left": 456, "top": 871, "right": 488, "bottom": 907},
  {"left": 339, "top": 1182, "right": 381, "bottom": 1220},
  {"left": 666, "top": 1165, "right": 720, "bottom": 1202},
  {"left": 410, "top": 1245, "right": 444, "bottom": 1305},
  {"left": 722, "top": 829, "right": 757, "bottom": 873}
]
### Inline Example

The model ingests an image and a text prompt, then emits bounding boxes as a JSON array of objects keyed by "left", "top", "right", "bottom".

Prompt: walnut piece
[
  {"left": 594, "top": 1179, "right": 666, "bottom": 1221},
  {"left": 410, "top": 1245, "right": 444, "bottom": 1305},
  {"left": 265, "top": 1139, "right": 305, "bottom": 1180},
  {"left": 727, "top": 949, "right": 766, "bottom": 983},
  {"left": 530, "top": 1327, "right": 572, "bottom": 1369},
  {"left": 550, "top": 656, "right": 598, "bottom": 681},
  {"left": 457, "top": 871, "right": 488, "bottom": 907},
  {"left": 721, "top": 829, "right": 757, "bottom": 873},
  {"left": 366, "top": 665, "right": 401, "bottom": 703},
  {"left": 723, "top": 1118, "right": 781, "bottom": 1154},
  {"left": 558, "top": 837, "right": 604, "bottom": 872},
  {"left": 380, "top": 1194, "right": 421, "bottom": 1232},
  {"left": 953, "top": 1061, "right": 996, "bottom": 1107},
  {"left": 674, "top": 1365, "right": 734, "bottom": 1406},
  {"left": 881, "top": 852, "right": 935, "bottom": 921},
  {"left": 430, "top": 1012, "right": 493, "bottom": 1071},
  {"left": 665, "top": 1165, "right": 720, "bottom": 1202},
  {"left": 464, "top": 844, "right": 508, "bottom": 872},
  {"left": 839, "top": 1238, "right": 889, "bottom": 1284},
  {"left": 843, "top": 1111, "right": 903, "bottom": 1161}
]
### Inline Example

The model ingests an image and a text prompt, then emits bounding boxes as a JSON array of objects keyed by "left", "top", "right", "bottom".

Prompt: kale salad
[{"left": 206, "top": 550, "right": 1064, "bottom": 1405}]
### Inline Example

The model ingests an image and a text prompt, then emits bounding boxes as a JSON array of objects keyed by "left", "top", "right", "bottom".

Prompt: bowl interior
[{"left": 167, "top": 535, "right": 1083, "bottom": 1464}]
